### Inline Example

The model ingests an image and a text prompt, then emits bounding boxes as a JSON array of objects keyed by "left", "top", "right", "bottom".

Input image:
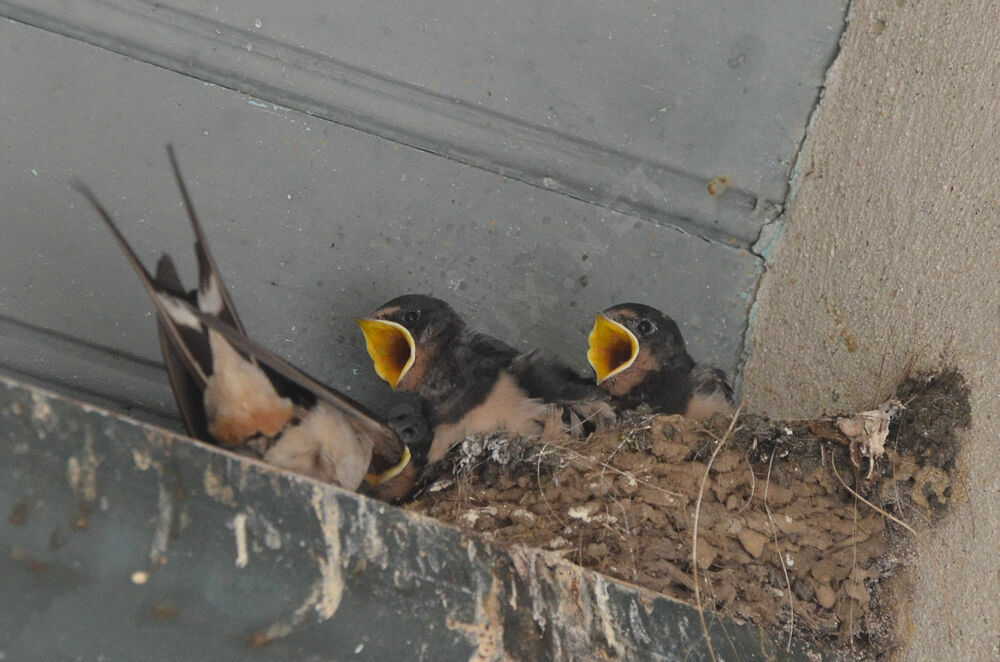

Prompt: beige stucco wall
[{"left": 743, "top": 0, "right": 999, "bottom": 658}]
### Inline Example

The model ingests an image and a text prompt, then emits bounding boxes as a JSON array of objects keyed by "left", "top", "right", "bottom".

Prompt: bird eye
[
  {"left": 636, "top": 320, "right": 654, "bottom": 335},
  {"left": 403, "top": 310, "right": 420, "bottom": 324}
]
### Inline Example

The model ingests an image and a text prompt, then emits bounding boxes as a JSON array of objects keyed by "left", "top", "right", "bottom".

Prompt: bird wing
[
  {"left": 75, "top": 149, "right": 407, "bottom": 476},
  {"left": 184, "top": 302, "right": 408, "bottom": 471}
]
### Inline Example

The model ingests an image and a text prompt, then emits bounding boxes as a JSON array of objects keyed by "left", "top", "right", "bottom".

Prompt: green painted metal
[{"left": 1, "top": 376, "right": 839, "bottom": 661}]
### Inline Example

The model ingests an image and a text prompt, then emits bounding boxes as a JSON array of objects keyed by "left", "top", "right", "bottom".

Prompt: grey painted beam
[
  {"left": 0, "top": 376, "right": 842, "bottom": 661},
  {"left": 0, "top": 0, "right": 847, "bottom": 245}
]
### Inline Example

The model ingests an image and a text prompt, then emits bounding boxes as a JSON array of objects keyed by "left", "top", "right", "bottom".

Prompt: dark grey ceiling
[{"left": 0, "top": 0, "right": 848, "bottom": 422}]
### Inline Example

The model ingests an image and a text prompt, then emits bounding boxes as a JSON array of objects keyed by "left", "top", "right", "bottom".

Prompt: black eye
[
  {"left": 636, "top": 320, "right": 654, "bottom": 335},
  {"left": 403, "top": 310, "right": 420, "bottom": 324}
]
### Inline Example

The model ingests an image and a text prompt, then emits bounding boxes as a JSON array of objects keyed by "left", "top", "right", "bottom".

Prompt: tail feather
[
  {"left": 166, "top": 144, "right": 245, "bottom": 333},
  {"left": 72, "top": 179, "right": 210, "bottom": 391}
]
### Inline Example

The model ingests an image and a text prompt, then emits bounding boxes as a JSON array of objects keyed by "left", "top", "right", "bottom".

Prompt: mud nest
[{"left": 407, "top": 369, "right": 971, "bottom": 660}]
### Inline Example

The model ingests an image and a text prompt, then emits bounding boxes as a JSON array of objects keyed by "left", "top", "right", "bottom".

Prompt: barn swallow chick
[
  {"left": 358, "top": 295, "right": 614, "bottom": 464},
  {"left": 587, "top": 303, "right": 733, "bottom": 419},
  {"left": 75, "top": 146, "right": 416, "bottom": 501}
]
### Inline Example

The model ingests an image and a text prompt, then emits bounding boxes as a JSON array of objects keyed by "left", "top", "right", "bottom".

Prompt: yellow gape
[
  {"left": 587, "top": 314, "right": 639, "bottom": 384},
  {"left": 357, "top": 318, "right": 416, "bottom": 389},
  {"left": 364, "top": 446, "right": 412, "bottom": 486}
]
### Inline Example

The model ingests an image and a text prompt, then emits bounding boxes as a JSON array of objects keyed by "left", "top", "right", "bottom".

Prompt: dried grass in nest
[{"left": 406, "top": 369, "right": 971, "bottom": 660}]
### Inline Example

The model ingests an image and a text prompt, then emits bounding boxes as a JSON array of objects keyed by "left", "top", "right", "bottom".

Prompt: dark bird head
[
  {"left": 587, "top": 303, "right": 693, "bottom": 397},
  {"left": 357, "top": 294, "right": 463, "bottom": 391}
]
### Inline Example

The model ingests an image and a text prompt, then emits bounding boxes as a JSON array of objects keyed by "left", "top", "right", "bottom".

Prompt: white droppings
[
  {"left": 461, "top": 506, "right": 497, "bottom": 525},
  {"left": 628, "top": 601, "right": 652, "bottom": 646},
  {"left": 546, "top": 536, "right": 569, "bottom": 549},
  {"left": 510, "top": 509, "right": 536, "bottom": 524},
  {"left": 131, "top": 571, "right": 149, "bottom": 584},
  {"left": 67, "top": 440, "right": 99, "bottom": 503},
  {"left": 132, "top": 449, "right": 152, "bottom": 471},
  {"left": 251, "top": 509, "right": 283, "bottom": 551},
  {"left": 567, "top": 504, "right": 597, "bottom": 522},
  {"left": 233, "top": 512, "right": 249, "bottom": 568},
  {"left": 149, "top": 483, "right": 173, "bottom": 564},
  {"left": 31, "top": 391, "right": 52, "bottom": 423},
  {"left": 203, "top": 465, "right": 236, "bottom": 505},
  {"left": 359, "top": 500, "right": 389, "bottom": 569},
  {"left": 526, "top": 553, "right": 547, "bottom": 630},
  {"left": 593, "top": 576, "right": 625, "bottom": 657},
  {"left": 311, "top": 488, "right": 345, "bottom": 619}
]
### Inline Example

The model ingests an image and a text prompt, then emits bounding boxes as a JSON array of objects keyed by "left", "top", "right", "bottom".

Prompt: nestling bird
[
  {"left": 358, "top": 294, "right": 615, "bottom": 464},
  {"left": 75, "top": 146, "right": 417, "bottom": 501},
  {"left": 587, "top": 303, "right": 733, "bottom": 418}
]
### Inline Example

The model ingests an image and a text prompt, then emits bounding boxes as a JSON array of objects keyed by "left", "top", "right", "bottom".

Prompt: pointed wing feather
[
  {"left": 157, "top": 318, "right": 212, "bottom": 440},
  {"left": 73, "top": 180, "right": 211, "bottom": 393},
  {"left": 153, "top": 256, "right": 212, "bottom": 440},
  {"left": 166, "top": 144, "right": 246, "bottom": 334}
]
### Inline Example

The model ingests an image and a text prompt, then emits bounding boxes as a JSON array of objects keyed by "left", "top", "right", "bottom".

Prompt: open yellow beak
[
  {"left": 587, "top": 314, "right": 639, "bottom": 384},
  {"left": 357, "top": 319, "right": 416, "bottom": 389},
  {"left": 364, "top": 445, "right": 411, "bottom": 486}
]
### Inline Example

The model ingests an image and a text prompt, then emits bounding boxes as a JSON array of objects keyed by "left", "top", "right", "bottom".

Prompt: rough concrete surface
[{"left": 744, "top": 0, "right": 1000, "bottom": 659}]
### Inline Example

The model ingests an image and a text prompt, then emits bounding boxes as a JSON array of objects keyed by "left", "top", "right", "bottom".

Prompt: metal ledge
[{"left": 0, "top": 376, "right": 838, "bottom": 660}]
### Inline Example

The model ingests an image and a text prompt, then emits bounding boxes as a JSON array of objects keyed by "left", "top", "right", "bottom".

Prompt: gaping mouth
[
  {"left": 357, "top": 319, "right": 416, "bottom": 389},
  {"left": 587, "top": 314, "right": 639, "bottom": 384}
]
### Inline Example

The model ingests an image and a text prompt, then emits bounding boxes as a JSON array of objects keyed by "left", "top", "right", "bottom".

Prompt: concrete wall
[{"left": 743, "top": 0, "right": 1000, "bottom": 658}]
